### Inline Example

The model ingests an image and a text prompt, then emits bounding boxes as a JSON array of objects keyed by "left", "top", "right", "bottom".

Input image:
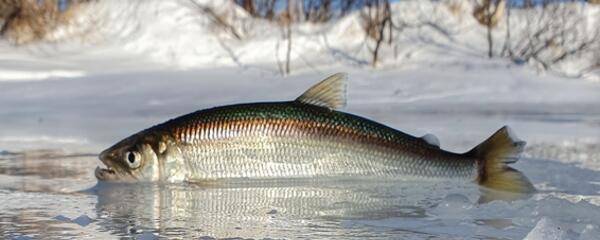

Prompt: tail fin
[{"left": 469, "top": 126, "right": 535, "bottom": 194}]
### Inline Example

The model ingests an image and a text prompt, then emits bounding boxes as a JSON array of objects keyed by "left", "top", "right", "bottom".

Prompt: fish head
[{"left": 96, "top": 132, "right": 163, "bottom": 182}]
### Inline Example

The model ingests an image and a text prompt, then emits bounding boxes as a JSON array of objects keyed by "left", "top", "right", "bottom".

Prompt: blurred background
[
  {"left": 1, "top": 0, "right": 599, "bottom": 76},
  {"left": 1, "top": 1, "right": 600, "bottom": 239}
]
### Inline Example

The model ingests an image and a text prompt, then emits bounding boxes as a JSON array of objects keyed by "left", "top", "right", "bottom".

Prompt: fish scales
[
  {"left": 97, "top": 73, "right": 534, "bottom": 195},
  {"left": 151, "top": 102, "right": 476, "bottom": 180}
]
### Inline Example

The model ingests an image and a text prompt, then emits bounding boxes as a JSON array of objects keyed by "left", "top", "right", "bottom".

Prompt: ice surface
[
  {"left": 579, "top": 225, "right": 600, "bottom": 240},
  {"left": 524, "top": 217, "right": 567, "bottom": 240},
  {"left": 136, "top": 232, "right": 159, "bottom": 240},
  {"left": 1, "top": 0, "right": 599, "bottom": 239},
  {"left": 430, "top": 194, "right": 473, "bottom": 219},
  {"left": 53, "top": 215, "right": 72, "bottom": 222},
  {"left": 52, "top": 214, "right": 93, "bottom": 226},
  {"left": 72, "top": 215, "right": 93, "bottom": 227}
]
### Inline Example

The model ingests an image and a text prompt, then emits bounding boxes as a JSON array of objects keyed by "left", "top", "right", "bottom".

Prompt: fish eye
[{"left": 124, "top": 151, "right": 141, "bottom": 169}]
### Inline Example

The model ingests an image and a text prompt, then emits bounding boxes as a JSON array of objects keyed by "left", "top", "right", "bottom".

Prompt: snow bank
[
  {"left": 3, "top": 0, "right": 598, "bottom": 79},
  {"left": 60, "top": 0, "right": 250, "bottom": 68}
]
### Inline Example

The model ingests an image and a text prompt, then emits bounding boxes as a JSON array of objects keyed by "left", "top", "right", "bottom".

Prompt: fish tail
[{"left": 469, "top": 126, "right": 535, "bottom": 193}]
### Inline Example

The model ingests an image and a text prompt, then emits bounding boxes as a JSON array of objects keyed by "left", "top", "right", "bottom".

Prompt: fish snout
[
  {"left": 99, "top": 149, "right": 109, "bottom": 160},
  {"left": 96, "top": 148, "right": 122, "bottom": 181},
  {"left": 99, "top": 148, "right": 118, "bottom": 165}
]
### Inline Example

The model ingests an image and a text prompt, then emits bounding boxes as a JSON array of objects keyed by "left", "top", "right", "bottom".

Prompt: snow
[
  {"left": 0, "top": 69, "right": 85, "bottom": 81},
  {"left": 1, "top": 0, "right": 599, "bottom": 239}
]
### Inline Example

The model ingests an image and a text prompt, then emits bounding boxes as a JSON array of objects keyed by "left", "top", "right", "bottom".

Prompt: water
[{"left": 1, "top": 147, "right": 599, "bottom": 239}]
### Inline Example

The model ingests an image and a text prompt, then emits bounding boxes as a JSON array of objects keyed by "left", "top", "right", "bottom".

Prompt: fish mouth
[
  {"left": 95, "top": 164, "right": 136, "bottom": 182},
  {"left": 95, "top": 166, "right": 117, "bottom": 181},
  {"left": 96, "top": 150, "right": 121, "bottom": 181}
]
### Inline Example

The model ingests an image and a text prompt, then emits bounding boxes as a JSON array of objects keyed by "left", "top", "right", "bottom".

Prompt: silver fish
[{"left": 96, "top": 73, "right": 534, "bottom": 193}]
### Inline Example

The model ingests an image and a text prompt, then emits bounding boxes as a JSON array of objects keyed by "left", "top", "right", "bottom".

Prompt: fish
[{"left": 96, "top": 73, "right": 534, "bottom": 194}]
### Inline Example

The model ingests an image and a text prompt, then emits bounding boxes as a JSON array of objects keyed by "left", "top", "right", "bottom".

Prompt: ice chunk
[
  {"left": 524, "top": 217, "right": 567, "bottom": 240},
  {"left": 53, "top": 214, "right": 93, "bottom": 226},
  {"left": 137, "top": 232, "right": 159, "bottom": 240},
  {"left": 579, "top": 224, "right": 600, "bottom": 240},
  {"left": 72, "top": 215, "right": 93, "bottom": 227},
  {"left": 431, "top": 194, "right": 472, "bottom": 219},
  {"left": 53, "top": 215, "right": 71, "bottom": 222}
]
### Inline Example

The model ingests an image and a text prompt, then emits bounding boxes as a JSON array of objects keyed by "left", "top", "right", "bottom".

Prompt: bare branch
[{"left": 189, "top": 0, "right": 242, "bottom": 40}]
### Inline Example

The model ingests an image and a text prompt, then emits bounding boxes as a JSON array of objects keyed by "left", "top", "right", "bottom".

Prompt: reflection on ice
[
  {"left": 1, "top": 149, "right": 600, "bottom": 239},
  {"left": 91, "top": 179, "right": 477, "bottom": 238}
]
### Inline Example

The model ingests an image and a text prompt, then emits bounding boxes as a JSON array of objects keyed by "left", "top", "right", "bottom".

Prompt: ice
[
  {"left": 52, "top": 214, "right": 93, "bottom": 226},
  {"left": 1, "top": 0, "right": 600, "bottom": 239},
  {"left": 72, "top": 215, "right": 93, "bottom": 227},
  {"left": 524, "top": 217, "right": 568, "bottom": 240},
  {"left": 431, "top": 194, "right": 473, "bottom": 219},
  {"left": 198, "top": 236, "right": 217, "bottom": 240},
  {"left": 13, "top": 236, "right": 33, "bottom": 240},
  {"left": 53, "top": 215, "right": 72, "bottom": 222},
  {"left": 137, "top": 232, "right": 159, "bottom": 240},
  {"left": 579, "top": 225, "right": 600, "bottom": 240}
]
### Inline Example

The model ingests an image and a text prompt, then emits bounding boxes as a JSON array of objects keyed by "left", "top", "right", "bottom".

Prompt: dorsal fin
[
  {"left": 295, "top": 73, "right": 347, "bottom": 110},
  {"left": 421, "top": 133, "right": 440, "bottom": 148}
]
